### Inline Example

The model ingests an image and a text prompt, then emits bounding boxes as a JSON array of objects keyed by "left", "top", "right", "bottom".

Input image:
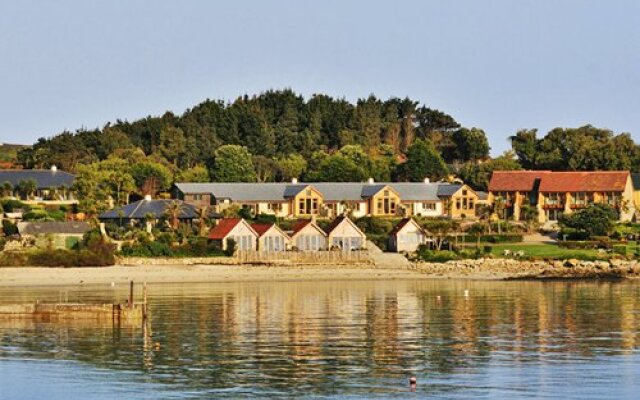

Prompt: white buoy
[
  {"left": 436, "top": 295, "right": 441, "bottom": 301},
  {"left": 464, "top": 290, "right": 469, "bottom": 297},
  {"left": 111, "top": 282, "right": 115, "bottom": 287}
]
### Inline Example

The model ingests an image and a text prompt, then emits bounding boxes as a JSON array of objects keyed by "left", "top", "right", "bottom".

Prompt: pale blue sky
[{"left": 1, "top": 0, "right": 639, "bottom": 154}]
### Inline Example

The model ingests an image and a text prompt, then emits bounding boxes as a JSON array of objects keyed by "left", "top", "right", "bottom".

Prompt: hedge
[
  {"left": 558, "top": 240, "right": 627, "bottom": 250},
  {"left": 470, "top": 234, "right": 524, "bottom": 243},
  {"left": 0, "top": 248, "right": 115, "bottom": 267}
]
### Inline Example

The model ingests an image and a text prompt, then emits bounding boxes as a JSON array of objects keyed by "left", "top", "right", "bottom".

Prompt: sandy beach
[{"left": 0, "top": 264, "right": 432, "bottom": 287}]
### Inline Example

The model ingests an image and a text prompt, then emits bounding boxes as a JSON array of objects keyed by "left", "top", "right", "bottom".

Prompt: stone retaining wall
[
  {"left": 118, "top": 256, "right": 239, "bottom": 266},
  {"left": 412, "top": 258, "right": 640, "bottom": 279}
]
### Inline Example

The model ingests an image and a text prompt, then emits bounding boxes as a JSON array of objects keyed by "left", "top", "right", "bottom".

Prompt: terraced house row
[
  {"left": 488, "top": 170, "right": 637, "bottom": 223},
  {"left": 173, "top": 179, "right": 481, "bottom": 219}
]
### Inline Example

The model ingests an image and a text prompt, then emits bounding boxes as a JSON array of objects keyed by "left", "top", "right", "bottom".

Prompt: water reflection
[{"left": 1, "top": 280, "right": 640, "bottom": 398}]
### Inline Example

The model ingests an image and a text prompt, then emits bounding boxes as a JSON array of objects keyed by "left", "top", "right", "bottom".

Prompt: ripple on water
[{"left": 1, "top": 280, "right": 640, "bottom": 398}]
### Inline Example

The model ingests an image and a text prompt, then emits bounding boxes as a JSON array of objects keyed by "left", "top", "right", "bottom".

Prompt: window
[
  {"left": 377, "top": 189, "right": 397, "bottom": 215},
  {"left": 546, "top": 193, "right": 562, "bottom": 205},
  {"left": 268, "top": 203, "right": 282, "bottom": 212},
  {"left": 462, "top": 190, "right": 468, "bottom": 196},
  {"left": 456, "top": 199, "right": 461, "bottom": 210},
  {"left": 298, "top": 198, "right": 318, "bottom": 214},
  {"left": 604, "top": 192, "right": 619, "bottom": 205},
  {"left": 193, "top": 194, "right": 203, "bottom": 201},
  {"left": 422, "top": 203, "right": 436, "bottom": 211},
  {"left": 572, "top": 192, "right": 588, "bottom": 205}
]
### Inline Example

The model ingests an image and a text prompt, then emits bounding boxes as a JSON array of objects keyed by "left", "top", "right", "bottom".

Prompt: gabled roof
[
  {"left": 488, "top": 171, "right": 551, "bottom": 192},
  {"left": 99, "top": 199, "right": 197, "bottom": 220},
  {"left": 290, "top": 219, "right": 326, "bottom": 237},
  {"left": 538, "top": 171, "right": 629, "bottom": 192},
  {"left": 388, "top": 218, "right": 426, "bottom": 237},
  {"left": 209, "top": 218, "right": 258, "bottom": 240},
  {"left": 0, "top": 169, "right": 75, "bottom": 189},
  {"left": 17, "top": 221, "right": 92, "bottom": 235},
  {"left": 250, "top": 223, "right": 290, "bottom": 239},
  {"left": 283, "top": 184, "right": 316, "bottom": 198},
  {"left": 322, "top": 216, "right": 365, "bottom": 237}
]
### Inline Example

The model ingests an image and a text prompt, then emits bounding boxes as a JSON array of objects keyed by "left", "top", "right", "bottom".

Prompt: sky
[{"left": 1, "top": 0, "right": 639, "bottom": 155}]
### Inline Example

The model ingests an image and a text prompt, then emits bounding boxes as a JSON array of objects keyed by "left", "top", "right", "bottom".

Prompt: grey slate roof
[
  {"left": 17, "top": 221, "right": 91, "bottom": 235},
  {"left": 632, "top": 174, "right": 640, "bottom": 191},
  {"left": 174, "top": 182, "right": 464, "bottom": 202},
  {"left": 99, "top": 199, "right": 198, "bottom": 220},
  {"left": 435, "top": 184, "right": 463, "bottom": 197},
  {"left": 476, "top": 191, "right": 489, "bottom": 201},
  {"left": 0, "top": 169, "right": 75, "bottom": 189}
]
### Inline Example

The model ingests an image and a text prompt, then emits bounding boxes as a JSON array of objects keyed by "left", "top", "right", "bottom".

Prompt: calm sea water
[{"left": 1, "top": 280, "right": 640, "bottom": 399}]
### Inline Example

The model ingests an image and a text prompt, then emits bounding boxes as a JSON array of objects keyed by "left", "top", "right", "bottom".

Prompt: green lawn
[{"left": 489, "top": 243, "right": 607, "bottom": 260}]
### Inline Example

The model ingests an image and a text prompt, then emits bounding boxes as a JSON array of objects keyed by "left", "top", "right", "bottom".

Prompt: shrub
[
  {"left": 472, "top": 234, "right": 523, "bottom": 243},
  {"left": 1, "top": 199, "right": 27, "bottom": 213},
  {"left": 0, "top": 248, "right": 115, "bottom": 267},
  {"left": 355, "top": 217, "right": 395, "bottom": 235},
  {"left": 254, "top": 213, "right": 277, "bottom": 224},
  {"left": 2, "top": 220, "right": 17, "bottom": 236},
  {"left": 613, "top": 244, "right": 631, "bottom": 257},
  {"left": 224, "top": 238, "right": 237, "bottom": 256},
  {"left": 22, "top": 209, "right": 49, "bottom": 221}
]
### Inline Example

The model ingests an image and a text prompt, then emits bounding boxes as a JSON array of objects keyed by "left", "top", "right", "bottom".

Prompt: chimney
[
  {"left": 144, "top": 194, "right": 152, "bottom": 201},
  {"left": 423, "top": 177, "right": 430, "bottom": 184},
  {"left": 368, "top": 177, "right": 374, "bottom": 184},
  {"left": 291, "top": 178, "right": 298, "bottom": 184},
  {"left": 51, "top": 165, "right": 57, "bottom": 172}
]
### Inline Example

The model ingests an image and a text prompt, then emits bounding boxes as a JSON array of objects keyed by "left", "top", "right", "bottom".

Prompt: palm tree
[
  {"left": 18, "top": 179, "right": 37, "bottom": 200},
  {"left": 476, "top": 204, "right": 493, "bottom": 234},
  {"left": 164, "top": 201, "right": 183, "bottom": 230},
  {"left": 196, "top": 206, "right": 210, "bottom": 236},
  {"left": 492, "top": 197, "right": 506, "bottom": 234}
]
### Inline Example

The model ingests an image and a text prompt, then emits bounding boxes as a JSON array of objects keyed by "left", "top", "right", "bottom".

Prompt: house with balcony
[
  {"left": 173, "top": 179, "right": 479, "bottom": 219},
  {"left": 0, "top": 166, "right": 76, "bottom": 205},
  {"left": 488, "top": 171, "right": 635, "bottom": 223}
]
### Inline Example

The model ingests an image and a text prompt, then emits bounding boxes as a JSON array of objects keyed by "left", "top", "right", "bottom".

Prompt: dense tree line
[
  {"left": 13, "top": 90, "right": 640, "bottom": 208},
  {"left": 510, "top": 125, "right": 640, "bottom": 171},
  {"left": 17, "top": 89, "right": 489, "bottom": 173}
]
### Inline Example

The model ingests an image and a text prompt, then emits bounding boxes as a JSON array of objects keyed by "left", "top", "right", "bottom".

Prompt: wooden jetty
[{"left": 0, "top": 281, "right": 148, "bottom": 326}]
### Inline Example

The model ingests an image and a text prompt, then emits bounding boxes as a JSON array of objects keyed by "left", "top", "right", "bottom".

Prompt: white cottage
[
  {"left": 323, "top": 216, "right": 367, "bottom": 251},
  {"left": 208, "top": 218, "right": 258, "bottom": 251},
  {"left": 290, "top": 219, "right": 327, "bottom": 251},
  {"left": 251, "top": 223, "right": 290, "bottom": 252},
  {"left": 387, "top": 218, "right": 430, "bottom": 253}
]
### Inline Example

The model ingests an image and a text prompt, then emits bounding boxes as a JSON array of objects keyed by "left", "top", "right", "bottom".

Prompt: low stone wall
[
  {"left": 412, "top": 258, "right": 640, "bottom": 279},
  {"left": 118, "top": 252, "right": 372, "bottom": 267},
  {"left": 118, "top": 256, "right": 239, "bottom": 266}
]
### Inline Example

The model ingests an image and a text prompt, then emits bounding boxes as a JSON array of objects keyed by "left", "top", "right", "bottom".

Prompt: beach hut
[
  {"left": 387, "top": 218, "right": 430, "bottom": 253},
  {"left": 251, "top": 223, "right": 290, "bottom": 252},
  {"left": 290, "top": 219, "right": 327, "bottom": 251},
  {"left": 323, "top": 216, "right": 367, "bottom": 251},
  {"left": 208, "top": 218, "right": 258, "bottom": 251}
]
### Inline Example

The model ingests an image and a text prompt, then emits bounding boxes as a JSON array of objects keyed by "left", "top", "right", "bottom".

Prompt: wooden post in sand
[
  {"left": 142, "top": 282, "right": 148, "bottom": 321},
  {"left": 128, "top": 280, "right": 134, "bottom": 308}
]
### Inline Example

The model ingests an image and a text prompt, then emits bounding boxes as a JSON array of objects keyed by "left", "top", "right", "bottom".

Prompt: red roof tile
[
  {"left": 488, "top": 171, "right": 551, "bottom": 192},
  {"left": 250, "top": 223, "right": 274, "bottom": 237},
  {"left": 389, "top": 218, "right": 424, "bottom": 236},
  {"left": 538, "top": 171, "right": 629, "bottom": 192},
  {"left": 323, "top": 216, "right": 346, "bottom": 235},
  {"left": 208, "top": 218, "right": 242, "bottom": 240},
  {"left": 291, "top": 219, "right": 312, "bottom": 236}
]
